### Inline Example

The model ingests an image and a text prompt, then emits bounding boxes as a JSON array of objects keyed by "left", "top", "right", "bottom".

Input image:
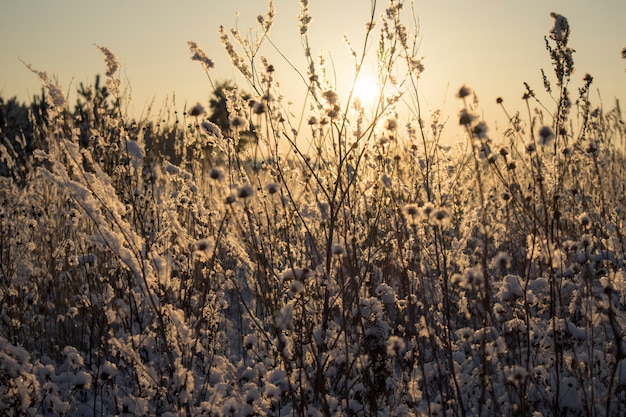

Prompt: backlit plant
[{"left": 1, "top": 1, "right": 625, "bottom": 416}]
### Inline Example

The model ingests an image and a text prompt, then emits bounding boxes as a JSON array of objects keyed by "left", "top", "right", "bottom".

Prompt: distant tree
[
  {"left": 207, "top": 80, "right": 235, "bottom": 133},
  {"left": 0, "top": 91, "right": 48, "bottom": 182},
  {"left": 207, "top": 80, "right": 255, "bottom": 151},
  {"left": 73, "top": 74, "right": 118, "bottom": 146}
]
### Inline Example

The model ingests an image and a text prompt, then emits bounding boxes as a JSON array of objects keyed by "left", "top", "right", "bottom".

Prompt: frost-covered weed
[{"left": 1, "top": 2, "right": 626, "bottom": 417}]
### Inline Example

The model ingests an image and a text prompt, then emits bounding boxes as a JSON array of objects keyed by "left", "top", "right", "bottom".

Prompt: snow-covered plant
[{"left": 1, "top": 1, "right": 625, "bottom": 416}]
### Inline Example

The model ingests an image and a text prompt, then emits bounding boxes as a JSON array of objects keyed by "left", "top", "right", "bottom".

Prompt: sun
[{"left": 351, "top": 76, "right": 379, "bottom": 107}]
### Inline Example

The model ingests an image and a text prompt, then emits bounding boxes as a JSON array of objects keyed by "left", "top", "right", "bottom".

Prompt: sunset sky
[{"left": 1, "top": 0, "right": 624, "bottom": 140}]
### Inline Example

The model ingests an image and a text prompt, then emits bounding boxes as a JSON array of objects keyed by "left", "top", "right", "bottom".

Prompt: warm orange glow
[{"left": 351, "top": 76, "right": 379, "bottom": 107}]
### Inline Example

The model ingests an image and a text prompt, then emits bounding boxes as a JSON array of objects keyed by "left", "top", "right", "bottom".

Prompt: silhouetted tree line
[{"left": 0, "top": 75, "right": 250, "bottom": 182}]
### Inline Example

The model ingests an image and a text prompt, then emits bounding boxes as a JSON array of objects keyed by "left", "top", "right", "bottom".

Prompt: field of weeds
[{"left": 1, "top": 1, "right": 626, "bottom": 416}]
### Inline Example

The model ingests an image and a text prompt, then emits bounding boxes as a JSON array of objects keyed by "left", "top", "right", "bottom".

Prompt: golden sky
[{"left": 1, "top": 0, "right": 624, "bottom": 140}]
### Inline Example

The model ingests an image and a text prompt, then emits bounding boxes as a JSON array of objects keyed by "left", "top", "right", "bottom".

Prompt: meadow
[{"left": 1, "top": 1, "right": 626, "bottom": 416}]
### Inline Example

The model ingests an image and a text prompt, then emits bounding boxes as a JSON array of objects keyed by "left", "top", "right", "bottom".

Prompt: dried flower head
[
  {"left": 243, "top": 334, "right": 257, "bottom": 350},
  {"left": 457, "top": 84, "right": 472, "bottom": 99},
  {"left": 95, "top": 45, "right": 120, "bottom": 78},
  {"left": 189, "top": 103, "right": 205, "bottom": 117},
  {"left": 386, "top": 335, "right": 406, "bottom": 356},
  {"left": 383, "top": 117, "right": 398, "bottom": 132},
  {"left": 289, "top": 279, "right": 305, "bottom": 295},
  {"left": 431, "top": 208, "right": 451, "bottom": 227},
  {"left": 230, "top": 116, "right": 248, "bottom": 131},
  {"left": 327, "top": 104, "right": 340, "bottom": 119},
  {"left": 492, "top": 251, "right": 512, "bottom": 272},
  {"left": 538, "top": 126, "right": 555, "bottom": 146},
  {"left": 24, "top": 64, "right": 66, "bottom": 108},
  {"left": 578, "top": 212, "right": 591, "bottom": 228},
  {"left": 420, "top": 202, "right": 435, "bottom": 220},
  {"left": 457, "top": 327, "right": 474, "bottom": 342},
  {"left": 472, "top": 121, "right": 488, "bottom": 139},
  {"left": 408, "top": 56, "right": 425, "bottom": 75},
  {"left": 257, "top": 0, "right": 275, "bottom": 32},
  {"left": 403, "top": 203, "right": 420, "bottom": 226},
  {"left": 459, "top": 109, "right": 475, "bottom": 126},
  {"left": 188, "top": 41, "right": 215, "bottom": 71},
  {"left": 251, "top": 100, "right": 267, "bottom": 115},
  {"left": 332, "top": 243, "right": 346, "bottom": 258},
  {"left": 298, "top": 0, "right": 312, "bottom": 35},
  {"left": 237, "top": 184, "right": 254, "bottom": 199},
  {"left": 219, "top": 25, "right": 252, "bottom": 79},
  {"left": 194, "top": 238, "right": 215, "bottom": 261},
  {"left": 322, "top": 89, "right": 339, "bottom": 105},
  {"left": 265, "top": 182, "right": 280, "bottom": 194},
  {"left": 209, "top": 167, "right": 224, "bottom": 181},
  {"left": 506, "top": 365, "right": 529, "bottom": 386},
  {"left": 549, "top": 12, "right": 569, "bottom": 43}
]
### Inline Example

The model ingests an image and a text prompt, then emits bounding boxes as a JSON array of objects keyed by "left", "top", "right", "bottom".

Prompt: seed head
[
  {"left": 265, "top": 182, "right": 280, "bottom": 194},
  {"left": 459, "top": 109, "right": 475, "bottom": 126},
  {"left": 322, "top": 89, "right": 339, "bottom": 105},
  {"left": 386, "top": 336, "right": 406, "bottom": 356},
  {"left": 549, "top": 12, "right": 569, "bottom": 43},
  {"left": 421, "top": 202, "right": 435, "bottom": 220},
  {"left": 237, "top": 184, "right": 254, "bottom": 199},
  {"left": 472, "top": 121, "right": 488, "bottom": 139},
  {"left": 189, "top": 103, "right": 205, "bottom": 117},
  {"left": 230, "top": 116, "right": 248, "bottom": 131},
  {"left": 289, "top": 279, "right": 305, "bottom": 295},
  {"left": 538, "top": 126, "right": 555, "bottom": 146},
  {"left": 431, "top": 208, "right": 451, "bottom": 227},
  {"left": 252, "top": 100, "right": 266, "bottom": 115},
  {"left": 194, "top": 238, "right": 215, "bottom": 261},
  {"left": 457, "top": 85, "right": 472, "bottom": 99},
  {"left": 578, "top": 212, "right": 591, "bottom": 228},
  {"left": 403, "top": 203, "right": 420, "bottom": 226},
  {"left": 209, "top": 167, "right": 224, "bottom": 181},
  {"left": 188, "top": 41, "right": 215, "bottom": 70},
  {"left": 384, "top": 117, "right": 398, "bottom": 132},
  {"left": 331, "top": 243, "right": 346, "bottom": 258},
  {"left": 492, "top": 251, "right": 511, "bottom": 272}
]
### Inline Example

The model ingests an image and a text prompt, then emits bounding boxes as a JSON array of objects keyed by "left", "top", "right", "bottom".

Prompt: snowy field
[{"left": 1, "top": 2, "right": 626, "bottom": 416}]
